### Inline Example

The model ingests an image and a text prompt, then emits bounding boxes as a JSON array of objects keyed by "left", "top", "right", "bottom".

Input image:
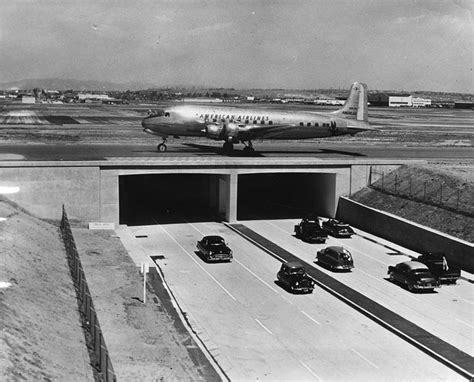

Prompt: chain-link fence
[
  {"left": 369, "top": 167, "right": 473, "bottom": 217},
  {"left": 60, "top": 206, "right": 116, "bottom": 382}
]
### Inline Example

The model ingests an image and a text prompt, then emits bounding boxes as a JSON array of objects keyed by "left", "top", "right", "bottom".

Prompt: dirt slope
[
  {"left": 351, "top": 164, "right": 474, "bottom": 243},
  {"left": 0, "top": 198, "right": 93, "bottom": 381}
]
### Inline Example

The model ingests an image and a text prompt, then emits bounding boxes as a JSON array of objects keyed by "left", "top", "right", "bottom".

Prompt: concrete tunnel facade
[{"left": 0, "top": 159, "right": 406, "bottom": 225}]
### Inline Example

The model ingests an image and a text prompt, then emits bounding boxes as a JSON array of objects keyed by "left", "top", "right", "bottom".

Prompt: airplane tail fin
[{"left": 332, "top": 82, "right": 368, "bottom": 122}]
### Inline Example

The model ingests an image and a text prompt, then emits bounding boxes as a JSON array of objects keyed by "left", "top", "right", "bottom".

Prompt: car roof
[
  {"left": 204, "top": 235, "right": 224, "bottom": 241},
  {"left": 325, "top": 246, "right": 345, "bottom": 252},
  {"left": 284, "top": 261, "right": 305, "bottom": 269},
  {"left": 401, "top": 261, "right": 430, "bottom": 270}
]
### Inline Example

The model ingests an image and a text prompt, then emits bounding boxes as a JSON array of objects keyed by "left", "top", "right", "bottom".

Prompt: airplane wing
[{"left": 235, "top": 123, "right": 296, "bottom": 140}]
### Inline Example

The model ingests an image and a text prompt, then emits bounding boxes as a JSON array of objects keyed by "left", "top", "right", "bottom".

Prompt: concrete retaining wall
[
  {"left": 0, "top": 166, "right": 100, "bottom": 221},
  {"left": 0, "top": 160, "right": 407, "bottom": 225},
  {"left": 336, "top": 197, "right": 474, "bottom": 272}
]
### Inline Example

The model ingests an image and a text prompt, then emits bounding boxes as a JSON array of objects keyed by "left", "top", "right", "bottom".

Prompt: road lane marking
[
  {"left": 189, "top": 223, "right": 205, "bottom": 236},
  {"left": 355, "top": 268, "right": 385, "bottom": 283},
  {"left": 355, "top": 268, "right": 420, "bottom": 302},
  {"left": 456, "top": 319, "right": 474, "bottom": 329},
  {"left": 338, "top": 242, "right": 387, "bottom": 266},
  {"left": 255, "top": 318, "right": 273, "bottom": 335},
  {"left": 299, "top": 360, "right": 321, "bottom": 381},
  {"left": 301, "top": 311, "right": 321, "bottom": 326},
  {"left": 351, "top": 348, "right": 379, "bottom": 369},
  {"left": 159, "top": 225, "right": 237, "bottom": 301},
  {"left": 189, "top": 223, "right": 295, "bottom": 304},
  {"left": 234, "top": 259, "right": 278, "bottom": 293}
]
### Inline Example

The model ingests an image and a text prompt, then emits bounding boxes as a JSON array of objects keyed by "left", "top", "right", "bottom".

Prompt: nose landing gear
[{"left": 157, "top": 138, "right": 167, "bottom": 152}]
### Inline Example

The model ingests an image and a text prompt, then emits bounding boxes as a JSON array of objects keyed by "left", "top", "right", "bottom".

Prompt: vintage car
[
  {"left": 322, "top": 219, "right": 354, "bottom": 238},
  {"left": 196, "top": 235, "right": 233, "bottom": 262},
  {"left": 294, "top": 217, "right": 327, "bottom": 243},
  {"left": 388, "top": 261, "right": 438, "bottom": 292},
  {"left": 277, "top": 262, "right": 315, "bottom": 293},
  {"left": 316, "top": 246, "right": 354, "bottom": 271},
  {"left": 416, "top": 252, "right": 461, "bottom": 284}
]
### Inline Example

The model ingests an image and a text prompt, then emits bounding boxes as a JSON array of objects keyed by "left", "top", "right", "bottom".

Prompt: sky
[{"left": 0, "top": 0, "right": 472, "bottom": 92}]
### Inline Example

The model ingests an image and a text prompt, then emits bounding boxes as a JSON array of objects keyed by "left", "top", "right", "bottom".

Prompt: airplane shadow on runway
[
  {"left": 183, "top": 143, "right": 366, "bottom": 157},
  {"left": 183, "top": 143, "right": 264, "bottom": 157}
]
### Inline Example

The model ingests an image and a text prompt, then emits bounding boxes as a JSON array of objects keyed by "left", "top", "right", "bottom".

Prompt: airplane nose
[{"left": 141, "top": 116, "right": 150, "bottom": 129}]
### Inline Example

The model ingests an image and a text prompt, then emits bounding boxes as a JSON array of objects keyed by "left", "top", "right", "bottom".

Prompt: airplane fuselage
[{"left": 142, "top": 104, "right": 367, "bottom": 140}]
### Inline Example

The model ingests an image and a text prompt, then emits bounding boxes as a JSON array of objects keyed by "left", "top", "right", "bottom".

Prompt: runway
[
  {"left": 0, "top": 104, "right": 472, "bottom": 162},
  {"left": 0, "top": 142, "right": 473, "bottom": 162}
]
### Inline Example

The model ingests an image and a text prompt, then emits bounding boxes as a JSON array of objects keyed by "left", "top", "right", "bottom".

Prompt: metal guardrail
[{"left": 60, "top": 205, "right": 116, "bottom": 382}]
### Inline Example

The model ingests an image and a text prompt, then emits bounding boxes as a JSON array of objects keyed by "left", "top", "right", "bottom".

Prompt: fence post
[
  {"left": 394, "top": 174, "right": 398, "bottom": 193},
  {"left": 457, "top": 189, "right": 460, "bottom": 210},
  {"left": 409, "top": 176, "right": 412, "bottom": 196},
  {"left": 440, "top": 183, "right": 443, "bottom": 205},
  {"left": 381, "top": 172, "right": 384, "bottom": 189},
  {"left": 424, "top": 182, "right": 427, "bottom": 200}
]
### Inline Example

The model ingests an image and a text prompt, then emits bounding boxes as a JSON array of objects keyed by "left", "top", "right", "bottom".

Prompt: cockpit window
[{"left": 164, "top": 112, "right": 170, "bottom": 117}]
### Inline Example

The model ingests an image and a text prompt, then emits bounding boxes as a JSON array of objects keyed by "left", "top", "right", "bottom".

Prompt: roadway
[{"left": 117, "top": 220, "right": 472, "bottom": 380}]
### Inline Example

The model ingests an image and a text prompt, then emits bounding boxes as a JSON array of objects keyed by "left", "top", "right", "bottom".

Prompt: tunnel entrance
[
  {"left": 119, "top": 174, "right": 220, "bottom": 225},
  {"left": 237, "top": 173, "right": 336, "bottom": 220}
]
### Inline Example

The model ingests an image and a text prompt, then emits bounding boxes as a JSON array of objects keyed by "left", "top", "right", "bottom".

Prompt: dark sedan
[
  {"left": 277, "top": 262, "right": 315, "bottom": 293},
  {"left": 388, "top": 261, "right": 438, "bottom": 292},
  {"left": 316, "top": 246, "right": 354, "bottom": 271},
  {"left": 196, "top": 235, "right": 233, "bottom": 262},
  {"left": 322, "top": 219, "right": 354, "bottom": 238}
]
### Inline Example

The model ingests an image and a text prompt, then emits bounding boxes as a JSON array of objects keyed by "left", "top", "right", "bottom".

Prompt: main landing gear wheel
[
  {"left": 157, "top": 143, "right": 167, "bottom": 152},
  {"left": 223, "top": 141, "right": 234, "bottom": 155}
]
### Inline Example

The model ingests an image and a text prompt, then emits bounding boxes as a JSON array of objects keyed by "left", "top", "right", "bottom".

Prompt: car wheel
[
  {"left": 389, "top": 272, "right": 395, "bottom": 282},
  {"left": 407, "top": 283, "right": 414, "bottom": 292}
]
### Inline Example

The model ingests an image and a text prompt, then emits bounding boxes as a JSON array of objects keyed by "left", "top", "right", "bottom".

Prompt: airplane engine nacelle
[
  {"left": 205, "top": 122, "right": 241, "bottom": 142},
  {"left": 223, "top": 122, "right": 240, "bottom": 142},
  {"left": 205, "top": 124, "right": 225, "bottom": 140}
]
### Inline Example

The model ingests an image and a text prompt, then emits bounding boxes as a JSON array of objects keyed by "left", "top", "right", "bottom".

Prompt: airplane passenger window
[
  {"left": 307, "top": 122, "right": 311, "bottom": 126},
  {"left": 299, "top": 122, "right": 304, "bottom": 126},
  {"left": 165, "top": 112, "right": 170, "bottom": 117},
  {"left": 314, "top": 123, "right": 319, "bottom": 127}
]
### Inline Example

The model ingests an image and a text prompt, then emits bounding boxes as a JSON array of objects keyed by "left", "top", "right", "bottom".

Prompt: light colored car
[{"left": 316, "top": 246, "right": 354, "bottom": 271}]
